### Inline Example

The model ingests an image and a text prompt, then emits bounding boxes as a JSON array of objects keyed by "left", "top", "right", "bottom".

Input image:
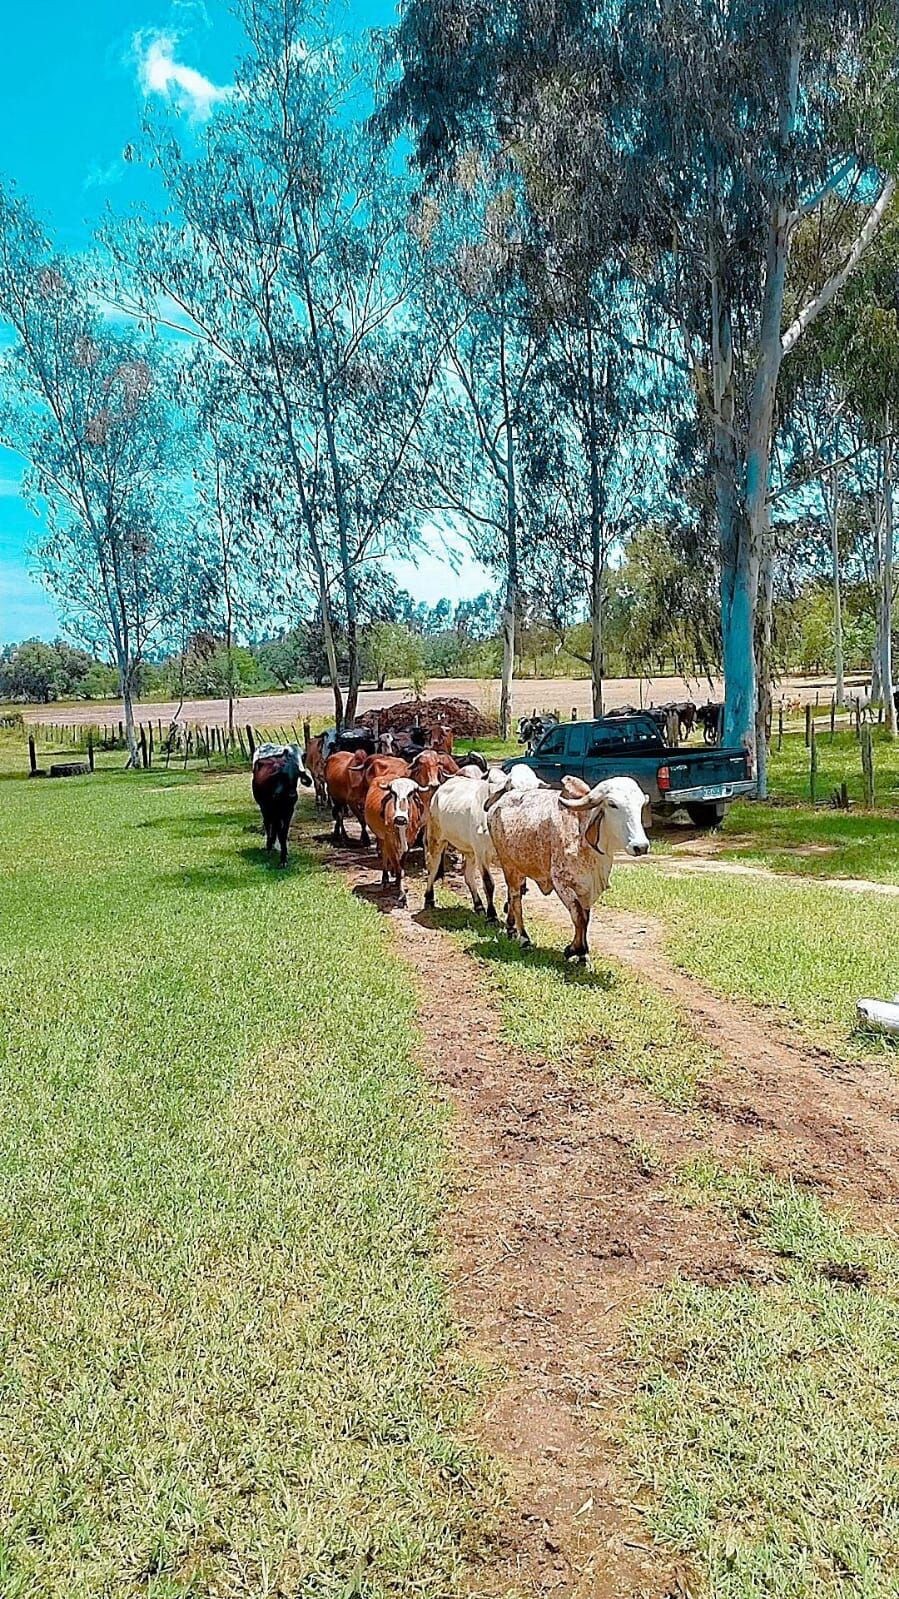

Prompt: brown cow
[
  {"left": 363, "top": 776, "right": 427, "bottom": 906},
  {"left": 326, "top": 752, "right": 410, "bottom": 843},
  {"left": 303, "top": 727, "right": 329, "bottom": 807},
  {"left": 325, "top": 751, "right": 373, "bottom": 844}
]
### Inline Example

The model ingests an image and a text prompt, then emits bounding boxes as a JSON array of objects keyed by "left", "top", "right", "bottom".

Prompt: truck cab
[{"left": 507, "top": 714, "right": 755, "bottom": 827}]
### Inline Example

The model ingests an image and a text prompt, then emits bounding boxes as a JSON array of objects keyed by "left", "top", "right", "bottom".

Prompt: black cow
[{"left": 251, "top": 744, "right": 311, "bottom": 866}]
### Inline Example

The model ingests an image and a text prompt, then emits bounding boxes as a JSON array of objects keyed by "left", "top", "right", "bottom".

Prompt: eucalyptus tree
[
  {"left": 414, "top": 170, "right": 547, "bottom": 737},
  {"left": 0, "top": 185, "right": 178, "bottom": 765},
  {"left": 115, "top": 0, "right": 438, "bottom": 726},
  {"left": 188, "top": 396, "right": 271, "bottom": 740},
  {"left": 522, "top": 267, "right": 677, "bottom": 715},
  {"left": 383, "top": 0, "right": 899, "bottom": 789}
]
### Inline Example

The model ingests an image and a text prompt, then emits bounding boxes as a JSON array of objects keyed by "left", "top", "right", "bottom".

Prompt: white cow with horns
[{"left": 486, "top": 774, "right": 650, "bottom": 961}]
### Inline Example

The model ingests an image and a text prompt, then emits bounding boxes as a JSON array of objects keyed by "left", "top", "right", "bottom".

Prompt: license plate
[{"left": 702, "top": 784, "right": 732, "bottom": 800}]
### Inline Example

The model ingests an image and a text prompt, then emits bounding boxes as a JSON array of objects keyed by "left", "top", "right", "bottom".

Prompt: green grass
[
  {"left": 766, "top": 726, "right": 899, "bottom": 809},
  {"left": 608, "top": 866, "right": 899, "bottom": 1062},
  {"left": 719, "top": 799, "right": 899, "bottom": 884},
  {"left": 0, "top": 765, "right": 496, "bottom": 1597},
  {"left": 429, "top": 902, "right": 716, "bottom": 1107},
  {"left": 629, "top": 1163, "right": 899, "bottom": 1599}
]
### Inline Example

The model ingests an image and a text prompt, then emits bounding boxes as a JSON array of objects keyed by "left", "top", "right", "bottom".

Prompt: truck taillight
[{"left": 657, "top": 764, "right": 671, "bottom": 792}]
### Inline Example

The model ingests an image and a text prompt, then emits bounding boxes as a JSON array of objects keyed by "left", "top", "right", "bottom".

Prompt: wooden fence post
[
  {"left": 28, "top": 735, "right": 36, "bottom": 775},
  {"left": 139, "top": 725, "right": 148, "bottom": 769},
  {"left": 246, "top": 725, "right": 255, "bottom": 757},
  {"left": 861, "top": 724, "right": 875, "bottom": 808},
  {"left": 778, "top": 701, "right": 784, "bottom": 751},
  {"left": 830, "top": 695, "right": 836, "bottom": 738},
  {"left": 804, "top": 703, "right": 812, "bottom": 747},
  {"left": 571, "top": 707, "right": 578, "bottom": 721},
  {"left": 87, "top": 731, "right": 94, "bottom": 772},
  {"left": 809, "top": 718, "right": 818, "bottom": 805}
]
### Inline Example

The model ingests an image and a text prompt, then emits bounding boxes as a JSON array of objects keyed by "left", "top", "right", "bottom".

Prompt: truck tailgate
[{"left": 662, "top": 747, "right": 752, "bottom": 798}]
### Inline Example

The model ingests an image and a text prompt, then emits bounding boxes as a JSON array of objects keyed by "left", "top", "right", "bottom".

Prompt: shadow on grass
[
  {"left": 421, "top": 903, "right": 618, "bottom": 991},
  {"left": 136, "top": 809, "right": 254, "bottom": 837}
]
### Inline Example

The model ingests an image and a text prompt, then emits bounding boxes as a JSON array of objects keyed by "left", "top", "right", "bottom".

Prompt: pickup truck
[{"left": 505, "top": 713, "right": 755, "bottom": 826}]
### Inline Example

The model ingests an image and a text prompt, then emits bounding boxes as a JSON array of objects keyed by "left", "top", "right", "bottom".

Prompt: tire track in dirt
[
  {"left": 528, "top": 896, "right": 899, "bottom": 1228},
  {"left": 325, "top": 836, "right": 898, "bottom": 1595},
  {"left": 327, "top": 843, "right": 768, "bottom": 1598}
]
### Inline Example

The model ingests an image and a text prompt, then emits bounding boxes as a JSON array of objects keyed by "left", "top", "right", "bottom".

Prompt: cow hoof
[
  {"left": 424, "top": 889, "right": 435, "bottom": 910},
  {"left": 485, "top": 906, "right": 498, "bottom": 923},
  {"left": 396, "top": 892, "right": 407, "bottom": 909},
  {"left": 519, "top": 935, "right": 532, "bottom": 951},
  {"left": 472, "top": 899, "right": 485, "bottom": 916}
]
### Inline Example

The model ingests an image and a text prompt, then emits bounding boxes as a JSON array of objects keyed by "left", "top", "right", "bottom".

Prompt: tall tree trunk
[
  {"left": 585, "top": 314, "right": 604, "bottom": 719},
  {"left": 882, "top": 436, "right": 897, "bottom": 737},
  {"left": 121, "top": 660, "right": 141, "bottom": 768},
  {"left": 499, "top": 560, "right": 517, "bottom": 741},
  {"left": 755, "top": 537, "right": 773, "bottom": 799},
  {"left": 344, "top": 614, "right": 361, "bottom": 728},
  {"left": 590, "top": 555, "right": 604, "bottom": 719},
  {"left": 829, "top": 466, "right": 844, "bottom": 707}
]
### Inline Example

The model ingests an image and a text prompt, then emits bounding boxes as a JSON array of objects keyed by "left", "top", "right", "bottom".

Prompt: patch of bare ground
[
  {"left": 531, "top": 896, "right": 899, "bottom": 1227},
  {"left": 623, "top": 851, "right": 899, "bottom": 897},
  {"left": 325, "top": 837, "right": 899, "bottom": 1595},
  {"left": 326, "top": 843, "right": 767, "bottom": 1598}
]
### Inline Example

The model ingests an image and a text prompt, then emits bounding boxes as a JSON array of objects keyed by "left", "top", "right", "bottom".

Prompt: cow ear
[{"left": 561, "top": 775, "right": 590, "bottom": 797}]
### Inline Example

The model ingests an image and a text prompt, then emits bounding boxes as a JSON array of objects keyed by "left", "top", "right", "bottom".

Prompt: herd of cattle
[
  {"left": 251, "top": 722, "right": 650, "bottom": 960},
  {"left": 517, "top": 700, "right": 724, "bottom": 749}
]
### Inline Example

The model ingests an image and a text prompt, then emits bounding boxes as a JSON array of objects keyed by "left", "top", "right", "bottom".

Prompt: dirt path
[
  {"left": 24, "top": 670, "right": 849, "bottom": 729},
  {"left": 333, "top": 846, "right": 755, "bottom": 1598},
  {"left": 325, "top": 840, "right": 899, "bottom": 1595},
  {"left": 530, "top": 895, "right": 899, "bottom": 1225},
  {"left": 623, "top": 851, "right": 899, "bottom": 898}
]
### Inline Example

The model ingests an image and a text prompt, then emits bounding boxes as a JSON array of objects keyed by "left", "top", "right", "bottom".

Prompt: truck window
[
  {"left": 536, "top": 724, "right": 566, "bottom": 756},
  {"left": 585, "top": 724, "right": 619, "bottom": 755},
  {"left": 620, "top": 717, "right": 663, "bottom": 746}
]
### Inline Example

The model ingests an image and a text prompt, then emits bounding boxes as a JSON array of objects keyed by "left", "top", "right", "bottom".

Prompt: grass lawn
[
  {"left": 719, "top": 799, "right": 899, "bottom": 884},
  {"left": 629, "top": 1162, "right": 899, "bottom": 1599},
  {"left": 0, "top": 763, "right": 494, "bottom": 1597},
  {"left": 608, "top": 866, "right": 899, "bottom": 1062},
  {"left": 430, "top": 903, "right": 716, "bottom": 1107}
]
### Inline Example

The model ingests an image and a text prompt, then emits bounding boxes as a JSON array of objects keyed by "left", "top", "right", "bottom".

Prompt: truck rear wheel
[{"left": 686, "top": 800, "right": 726, "bottom": 829}]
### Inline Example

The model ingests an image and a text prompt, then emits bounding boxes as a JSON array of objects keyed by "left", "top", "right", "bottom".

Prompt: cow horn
[{"left": 560, "top": 791, "right": 603, "bottom": 812}]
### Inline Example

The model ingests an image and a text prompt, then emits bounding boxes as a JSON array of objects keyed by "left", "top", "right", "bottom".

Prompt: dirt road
[
  {"left": 21, "top": 671, "right": 854, "bottom": 729},
  {"left": 323, "top": 829, "right": 899, "bottom": 1597}
]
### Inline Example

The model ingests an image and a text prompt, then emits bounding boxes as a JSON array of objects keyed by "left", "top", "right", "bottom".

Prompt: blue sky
[{"left": 0, "top": 0, "right": 490, "bottom": 644}]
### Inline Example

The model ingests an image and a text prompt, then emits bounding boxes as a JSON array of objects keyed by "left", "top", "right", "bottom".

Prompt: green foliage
[
  {"left": 364, "top": 621, "right": 427, "bottom": 693},
  {"left": 0, "top": 638, "right": 113, "bottom": 702}
]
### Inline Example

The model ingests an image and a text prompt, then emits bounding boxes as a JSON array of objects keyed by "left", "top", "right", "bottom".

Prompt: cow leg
[
  {"left": 556, "top": 889, "right": 590, "bottom": 962},
  {"left": 278, "top": 815, "right": 290, "bottom": 867},
  {"left": 508, "top": 884, "right": 530, "bottom": 948},
  {"left": 462, "top": 853, "right": 486, "bottom": 915},
  {"left": 482, "top": 866, "right": 498, "bottom": 922},
  {"left": 423, "top": 829, "right": 442, "bottom": 911},
  {"left": 355, "top": 809, "right": 371, "bottom": 847},
  {"left": 332, "top": 802, "right": 346, "bottom": 842},
  {"left": 395, "top": 860, "right": 407, "bottom": 909}
]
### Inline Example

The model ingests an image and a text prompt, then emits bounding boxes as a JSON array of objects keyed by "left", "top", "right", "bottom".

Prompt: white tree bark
[{"left": 829, "top": 466, "right": 845, "bottom": 707}]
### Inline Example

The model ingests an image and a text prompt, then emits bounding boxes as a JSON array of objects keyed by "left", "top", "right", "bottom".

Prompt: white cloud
[
  {"left": 134, "top": 29, "right": 231, "bottom": 121},
  {"left": 83, "top": 158, "right": 127, "bottom": 192}
]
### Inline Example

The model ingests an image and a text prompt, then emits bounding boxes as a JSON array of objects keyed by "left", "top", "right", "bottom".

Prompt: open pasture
[{"left": 1, "top": 745, "right": 898, "bottom": 1597}]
